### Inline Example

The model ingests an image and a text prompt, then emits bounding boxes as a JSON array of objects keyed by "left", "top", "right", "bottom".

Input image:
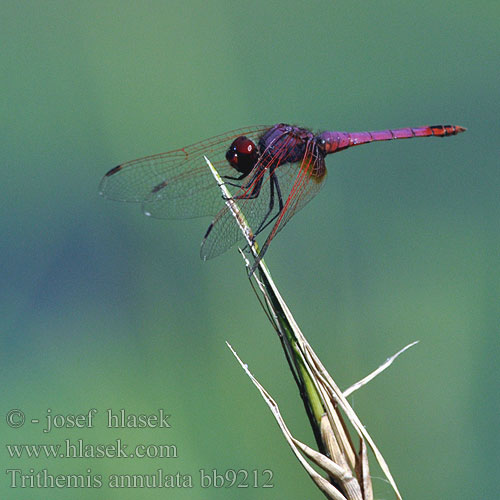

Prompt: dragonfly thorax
[{"left": 258, "top": 124, "right": 315, "bottom": 166}]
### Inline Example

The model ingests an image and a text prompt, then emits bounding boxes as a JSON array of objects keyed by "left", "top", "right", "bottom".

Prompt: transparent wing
[
  {"left": 201, "top": 136, "right": 327, "bottom": 259},
  {"left": 261, "top": 142, "right": 327, "bottom": 253},
  {"left": 99, "top": 126, "right": 270, "bottom": 219}
]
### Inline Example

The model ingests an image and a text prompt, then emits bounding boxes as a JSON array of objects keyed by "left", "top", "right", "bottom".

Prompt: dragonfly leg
[
  {"left": 234, "top": 172, "right": 264, "bottom": 201},
  {"left": 275, "top": 174, "right": 284, "bottom": 212},
  {"left": 221, "top": 174, "right": 263, "bottom": 201},
  {"left": 223, "top": 181, "right": 243, "bottom": 189},
  {"left": 253, "top": 173, "right": 284, "bottom": 236},
  {"left": 253, "top": 174, "right": 276, "bottom": 235},
  {"left": 222, "top": 173, "right": 247, "bottom": 190},
  {"left": 223, "top": 172, "right": 247, "bottom": 181},
  {"left": 243, "top": 175, "right": 285, "bottom": 272},
  {"left": 253, "top": 179, "right": 286, "bottom": 265}
]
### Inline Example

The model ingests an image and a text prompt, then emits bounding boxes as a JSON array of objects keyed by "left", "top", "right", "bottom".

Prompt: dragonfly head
[{"left": 226, "top": 136, "right": 260, "bottom": 175}]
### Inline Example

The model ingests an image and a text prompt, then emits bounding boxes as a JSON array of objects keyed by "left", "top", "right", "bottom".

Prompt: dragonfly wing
[
  {"left": 99, "top": 126, "right": 270, "bottom": 219},
  {"left": 200, "top": 135, "right": 327, "bottom": 259},
  {"left": 261, "top": 143, "right": 327, "bottom": 253},
  {"left": 200, "top": 178, "right": 276, "bottom": 259}
]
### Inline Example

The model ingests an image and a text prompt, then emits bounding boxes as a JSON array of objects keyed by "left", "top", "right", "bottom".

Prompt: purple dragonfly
[{"left": 100, "top": 123, "right": 465, "bottom": 260}]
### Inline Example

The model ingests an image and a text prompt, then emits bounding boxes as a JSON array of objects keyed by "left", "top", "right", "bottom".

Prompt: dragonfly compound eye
[{"left": 225, "top": 136, "right": 259, "bottom": 175}]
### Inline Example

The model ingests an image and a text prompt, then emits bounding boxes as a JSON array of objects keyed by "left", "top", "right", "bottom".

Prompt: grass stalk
[{"left": 205, "top": 155, "right": 415, "bottom": 499}]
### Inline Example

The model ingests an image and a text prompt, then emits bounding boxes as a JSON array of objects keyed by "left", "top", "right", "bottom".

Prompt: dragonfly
[{"left": 100, "top": 123, "right": 465, "bottom": 261}]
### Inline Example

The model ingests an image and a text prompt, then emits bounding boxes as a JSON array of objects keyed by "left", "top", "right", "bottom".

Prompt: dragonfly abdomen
[{"left": 318, "top": 124, "right": 466, "bottom": 155}]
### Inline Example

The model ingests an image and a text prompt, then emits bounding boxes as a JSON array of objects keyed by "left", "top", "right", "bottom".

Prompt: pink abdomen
[{"left": 319, "top": 124, "right": 466, "bottom": 154}]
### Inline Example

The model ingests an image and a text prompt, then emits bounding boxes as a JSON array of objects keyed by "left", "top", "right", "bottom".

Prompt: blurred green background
[{"left": 1, "top": 1, "right": 498, "bottom": 498}]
